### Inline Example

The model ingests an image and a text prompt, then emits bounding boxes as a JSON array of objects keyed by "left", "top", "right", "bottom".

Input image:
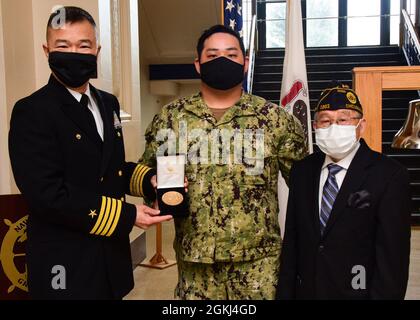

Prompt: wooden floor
[{"left": 126, "top": 225, "right": 420, "bottom": 300}]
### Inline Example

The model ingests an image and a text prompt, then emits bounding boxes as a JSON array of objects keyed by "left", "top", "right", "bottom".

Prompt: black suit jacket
[
  {"left": 276, "top": 140, "right": 411, "bottom": 300},
  {"left": 9, "top": 76, "right": 155, "bottom": 299}
]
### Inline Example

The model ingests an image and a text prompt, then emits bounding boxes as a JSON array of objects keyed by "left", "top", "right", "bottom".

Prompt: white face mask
[{"left": 315, "top": 121, "right": 361, "bottom": 160}]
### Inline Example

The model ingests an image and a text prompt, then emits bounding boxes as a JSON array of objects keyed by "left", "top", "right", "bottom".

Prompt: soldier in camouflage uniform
[{"left": 140, "top": 25, "right": 307, "bottom": 300}]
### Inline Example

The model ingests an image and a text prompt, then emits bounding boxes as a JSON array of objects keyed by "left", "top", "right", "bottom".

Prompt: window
[
  {"left": 260, "top": 0, "right": 410, "bottom": 49},
  {"left": 390, "top": 0, "right": 400, "bottom": 45},
  {"left": 306, "top": 0, "right": 339, "bottom": 47},
  {"left": 265, "top": 1, "right": 286, "bottom": 48},
  {"left": 242, "top": 0, "right": 254, "bottom": 50},
  {"left": 347, "top": 0, "right": 381, "bottom": 46},
  {"left": 407, "top": 0, "right": 416, "bottom": 24}
]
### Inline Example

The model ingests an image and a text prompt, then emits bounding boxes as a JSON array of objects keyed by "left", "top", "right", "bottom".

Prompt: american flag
[{"left": 223, "top": 0, "right": 243, "bottom": 39}]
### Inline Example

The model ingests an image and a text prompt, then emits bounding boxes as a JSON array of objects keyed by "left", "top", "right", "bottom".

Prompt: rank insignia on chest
[{"left": 114, "top": 112, "right": 122, "bottom": 130}]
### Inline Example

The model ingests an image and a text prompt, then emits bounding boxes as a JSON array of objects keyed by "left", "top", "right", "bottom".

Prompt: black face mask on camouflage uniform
[{"left": 199, "top": 56, "right": 245, "bottom": 90}]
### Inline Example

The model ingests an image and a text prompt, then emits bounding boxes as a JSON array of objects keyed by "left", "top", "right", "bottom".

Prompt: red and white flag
[{"left": 278, "top": 0, "right": 313, "bottom": 238}]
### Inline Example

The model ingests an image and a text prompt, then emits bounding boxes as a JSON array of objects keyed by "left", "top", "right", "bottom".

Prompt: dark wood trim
[
  {"left": 149, "top": 64, "right": 199, "bottom": 81},
  {"left": 257, "top": 0, "right": 266, "bottom": 49},
  {"left": 381, "top": 0, "right": 391, "bottom": 45},
  {"left": 339, "top": 0, "right": 348, "bottom": 46},
  {"left": 252, "top": 0, "right": 257, "bottom": 15}
]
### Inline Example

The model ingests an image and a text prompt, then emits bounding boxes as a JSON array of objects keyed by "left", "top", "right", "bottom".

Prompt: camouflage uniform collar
[{"left": 183, "top": 92, "right": 258, "bottom": 125}]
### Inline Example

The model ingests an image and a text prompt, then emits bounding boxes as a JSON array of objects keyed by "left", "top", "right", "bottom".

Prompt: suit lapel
[
  {"left": 48, "top": 76, "right": 103, "bottom": 150},
  {"left": 90, "top": 85, "right": 115, "bottom": 176},
  {"left": 311, "top": 152, "right": 325, "bottom": 237},
  {"left": 322, "top": 140, "right": 377, "bottom": 238}
]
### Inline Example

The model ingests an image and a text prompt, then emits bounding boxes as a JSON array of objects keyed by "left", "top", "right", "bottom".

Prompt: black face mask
[
  {"left": 48, "top": 51, "right": 98, "bottom": 88},
  {"left": 200, "top": 56, "right": 245, "bottom": 90}
]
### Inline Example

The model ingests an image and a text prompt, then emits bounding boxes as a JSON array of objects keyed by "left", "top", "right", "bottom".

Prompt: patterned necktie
[
  {"left": 80, "top": 94, "right": 98, "bottom": 132},
  {"left": 320, "top": 164, "right": 343, "bottom": 235}
]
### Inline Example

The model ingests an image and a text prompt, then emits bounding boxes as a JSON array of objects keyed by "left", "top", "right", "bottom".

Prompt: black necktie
[{"left": 80, "top": 94, "right": 98, "bottom": 132}]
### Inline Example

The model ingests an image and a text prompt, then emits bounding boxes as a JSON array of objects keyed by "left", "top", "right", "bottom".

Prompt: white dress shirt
[
  {"left": 67, "top": 85, "right": 104, "bottom": 141},
  {"left": 318, "top": 142, "right": 361, "bottom": 216}
]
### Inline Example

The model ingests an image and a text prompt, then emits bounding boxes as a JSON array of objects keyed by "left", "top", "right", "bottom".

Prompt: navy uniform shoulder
[
  {"left": 93, "top": 89, "right": 122, "bottom": 120},
  {"left": 93, "top": 88, "right": 119, "bottom": 109},
  {"left": 96, "top": 88, "right": 117, "bottom": 103},
  {"left": 12, "top": 83, "right": 53, "bottom": 117}
]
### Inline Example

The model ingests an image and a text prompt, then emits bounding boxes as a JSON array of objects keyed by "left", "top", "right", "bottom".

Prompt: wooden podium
[{"left": 0, "top": 195, "right": 29, "bottom": 300}]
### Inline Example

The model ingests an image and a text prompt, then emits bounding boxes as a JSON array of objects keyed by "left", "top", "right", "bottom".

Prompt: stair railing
[
  {"left": 247, "top": 14, "right": 257, "bottom": 94},
  {"left": 401, "top": 8, "right": 420, "bottom": 66}
]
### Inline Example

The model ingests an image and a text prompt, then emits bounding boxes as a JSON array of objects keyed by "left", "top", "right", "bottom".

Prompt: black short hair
[
  {"left": 46, "top": 6, "right": 96, "bottom": 40},
  {"left": 196, "top": 25, "right": 246, "bottom": 60}
]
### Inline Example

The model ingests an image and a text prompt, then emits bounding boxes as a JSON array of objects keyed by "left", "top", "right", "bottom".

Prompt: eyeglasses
[{"left": 315, "top": 117, "right": 361, "bottom": 129}]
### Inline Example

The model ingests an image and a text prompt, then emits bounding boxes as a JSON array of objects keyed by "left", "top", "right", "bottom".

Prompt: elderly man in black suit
[{"left": 276, "top": 84, "right": 411, "bottom": 300}]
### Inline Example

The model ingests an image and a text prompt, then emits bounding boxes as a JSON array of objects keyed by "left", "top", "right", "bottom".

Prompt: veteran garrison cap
[{"left": 315, "top": 83, "right": 363, "bottom": 115}]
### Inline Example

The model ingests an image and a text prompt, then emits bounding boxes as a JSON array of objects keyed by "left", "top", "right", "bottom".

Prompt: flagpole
[{"left": 221, "top": 0, "right": 224, "bottom": 24}]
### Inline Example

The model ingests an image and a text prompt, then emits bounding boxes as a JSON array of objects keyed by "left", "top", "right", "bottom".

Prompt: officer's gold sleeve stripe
[
  {"left": 90, "top": 196, "right": 107, "bottom": 235},
  {"left": 134, "top": 166, "right": 149, "bottom": 196},
  {"left": 130, "top": 165, "right": 141, "bottom": 194},
  {"left": 138, "top": 167, "right": 151, "bottom": 198},
  {"left": 136, "top": 167, "right": 149, "bottom": 196},
  {"left": 94, "top": 197, "right": 112, "bottom": 236},
  {"left": 106, "top": 200, "right": 122, "bottom": 237},
  {"left": 100, "top": 198, "right": 117, "bottom": 236},
  {"left": 130, "top": 165, "right": 144, "bottom": 196},
  {"left": 131, "top": 165, "right": 147, "bottom": 196}
]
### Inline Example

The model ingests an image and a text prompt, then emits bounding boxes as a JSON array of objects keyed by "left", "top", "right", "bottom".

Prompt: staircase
[{"left": 253, "top": 45, "right": 420, "bottom": 224}]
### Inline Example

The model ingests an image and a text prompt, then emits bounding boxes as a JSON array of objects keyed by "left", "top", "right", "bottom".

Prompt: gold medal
[{"left": 162, "top": 191, "right": 184, "bottom": 206}]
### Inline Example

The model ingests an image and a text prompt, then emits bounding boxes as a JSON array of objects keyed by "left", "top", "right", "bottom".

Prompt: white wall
[
  {"left": 138, "top": 40, "right": 164, "bottom": 156},
  {"left": 162, "top": 82, "right": 201, "bottom": 106},
  {"left": 122, "top": 0, "right": 143, "bottom": 163},
  {"left": 1, "top": 0, "right": 38, "bottom": 194},
  {"left": 0, "top": 2, "right": 12, "bottom": 195},
  {"left": 31, "top": 0, "right": 100, "bottom": 89},
  {"left": 140, "top": 0, "right": 221, "bottom": 64}
]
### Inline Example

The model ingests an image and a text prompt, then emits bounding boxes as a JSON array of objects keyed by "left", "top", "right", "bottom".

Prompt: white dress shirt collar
[
  {"left": 66, "top": 84, "right": 104, "bottom": 141},
  {"left": 66, "top": 84, "right": 93, "bottom": 103}
]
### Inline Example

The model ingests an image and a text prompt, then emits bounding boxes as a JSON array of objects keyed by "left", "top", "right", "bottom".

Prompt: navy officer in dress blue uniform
[{"left": 8, "top": 6, "right": 172, "bottom": 300}]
